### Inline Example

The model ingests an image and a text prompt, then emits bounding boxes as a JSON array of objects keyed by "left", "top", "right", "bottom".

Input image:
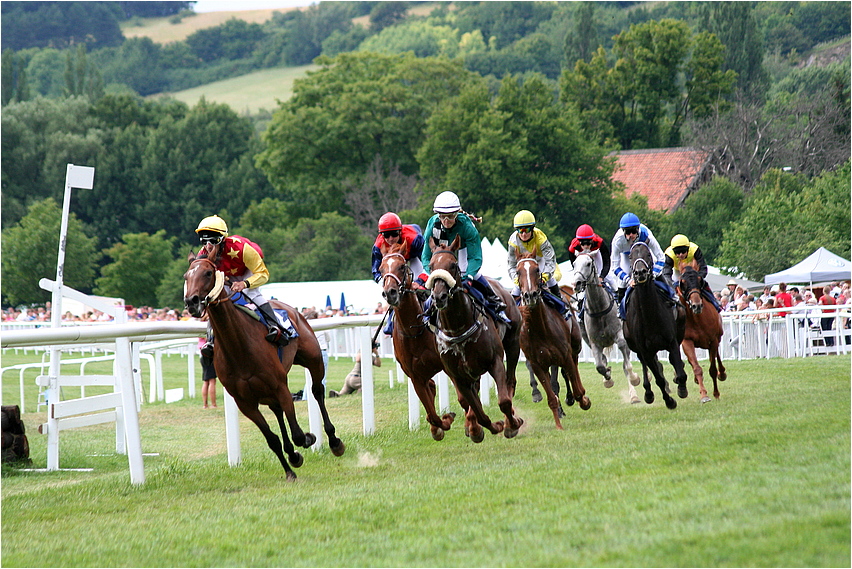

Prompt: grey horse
[{"left": 572, "top": 254, "right": 641, "bottom": 403}]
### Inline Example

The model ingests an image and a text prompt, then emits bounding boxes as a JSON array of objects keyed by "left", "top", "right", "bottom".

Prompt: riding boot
[
  {"left": 258, "top": 302, "right": 290, "bottom": 346},
  {"left": 473, "top": 278, "right": 507, "bottom": 312},
  {"left": 200, "top": 329, "right": 214, "bottom": 359},
  {"left": 549, "top": 284, "right": 571, "bottom": 320}
]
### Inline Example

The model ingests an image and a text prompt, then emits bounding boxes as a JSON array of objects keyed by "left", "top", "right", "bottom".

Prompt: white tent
[{"left": 764, "top": 247, "right": 852, "bottom": 286}]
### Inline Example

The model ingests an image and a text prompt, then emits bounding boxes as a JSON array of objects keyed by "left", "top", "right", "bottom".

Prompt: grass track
[{"left": 1, "top": 354, "right": 849, "bottom": 567}]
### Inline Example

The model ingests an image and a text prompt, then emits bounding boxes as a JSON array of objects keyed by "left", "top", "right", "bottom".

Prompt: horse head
[
  {"left": 379, "top": 242, "right": 411, "bottom": 308},
  {"left": 426, "top": 235, "right": 462, "bottom": 311},
  {"left": 516, "top": 252, "right": 542, "bottom": 307},
  {"left": 680, "top": 265, "right": 704, "bottom": 315},
  {"left": 629, "top": 242, "right": 653, "bottom": 285},
  {"left": 183, "top": 255, "right": 226, "bottom": 317},
  {"left": 572, "top": 253, "right": 596, "bottom": 294}
]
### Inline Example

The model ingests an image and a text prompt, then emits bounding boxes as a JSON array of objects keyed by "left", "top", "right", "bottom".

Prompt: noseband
[
  {"left": 185, "top": 259, "right": 226, "bottom": 311},
  {"left": 382, "top": 252, "right": 411, "bottom": 289},
  {"left": 630, "top": 242, "right": 652, "bottom": 284}
]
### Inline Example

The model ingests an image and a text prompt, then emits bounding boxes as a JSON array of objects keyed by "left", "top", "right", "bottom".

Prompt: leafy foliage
[
  {"left": 95, "top": 230, "right": 176, "bottom": 306},
  {"left": 1, "top": 198, "right": 98, "bottom": 306}
]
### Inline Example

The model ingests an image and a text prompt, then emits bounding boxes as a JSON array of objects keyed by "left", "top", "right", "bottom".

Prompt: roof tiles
[{"left": 611, "top": 148, "right": 710, "bottom": 212}]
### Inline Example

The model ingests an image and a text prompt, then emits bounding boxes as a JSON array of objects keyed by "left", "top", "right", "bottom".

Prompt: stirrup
[
  {"left": 266, "top": 327, "right": 289, "bottom": 346},
  {"left": 200, "top": 342, "right": 214, "bottom": 358}
]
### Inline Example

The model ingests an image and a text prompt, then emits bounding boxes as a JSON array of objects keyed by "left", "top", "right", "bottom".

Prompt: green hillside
[{"left": 149, "top": 64, "right": 318, "bottom": 113}]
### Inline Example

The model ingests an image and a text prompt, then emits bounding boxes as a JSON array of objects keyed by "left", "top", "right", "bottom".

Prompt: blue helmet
[{"left": 619, "top": 212, "right": 640, "bottom": 228}]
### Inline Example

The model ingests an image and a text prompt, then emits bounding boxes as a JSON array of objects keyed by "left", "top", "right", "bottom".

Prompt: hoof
[
  {"left": 303, "top": 432, "right": 317, "bottom": 447},
  {"left": 330, "top": 439, "right": 345, "bottom": 457},
  {"left": 470, "top": 428, "right": 485, "bottom": 443},
  {"left": 629, "top": 375, "right": 640, "bottom": 386},
  {"left": 285, "top": 470, "right": 297, "bottom": 482},
  {"left": 665, "top": 397, "right": 678, "bottom": 410},
  {"left": 603, "top": 379, "right": 614, "bottom": 388},
  {"left": 579, "top": 396, "right": 591, "bottom": 411},
  {"left": 700, "top": 396, "right": 712, "bottom": 404},
  {"left": 289, "top": 452, "right": 304, "bottom": 468},
  {"left": 557, "top": 405, "right": 565, "bottom": 419},
  {"left": 564, "top": 396, "right": 575, "bottom": 407},
  {"left": 532, "top": 390, "right": 543, "bottom": 403},
  {"left": 431, "top": 427, "right": 445, "bottom": 441},
  {"left": 677, "top": 384, "right": 688, "bottom": 399},
  {"left": 719, "top": 373, "right": 727, "bottom": 382},
  {"left": 630, "top": 395, "right": 641, "bottom": 404},
  {"left": 644, "top": 392, "right": 655, "bottom": 405}
]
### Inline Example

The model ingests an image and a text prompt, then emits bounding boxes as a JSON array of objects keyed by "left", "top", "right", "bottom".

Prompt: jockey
[
  {"left": 196, "top": 215, "right": 291, "bottom": 357},
  {"left": 421, "top": 190, "right": 509, "bottom": 323},
  {"left": 507, "top": 210, "right": 570, "bottom": 320},
  {"left": 567, "top": 224, "right": 617, "bottom": 293},
  {"left": 370, "top": 212, "right": 426, "bottom": 287},
  {"left": 610, "top": 212, "right": 674, "bottom": 319},
  {"left": 662, "top": 234, "right": 722, "bottom": 312}
]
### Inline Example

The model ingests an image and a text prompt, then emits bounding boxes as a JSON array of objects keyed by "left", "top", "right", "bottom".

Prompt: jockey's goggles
[
  {"left": 438, "top": 212, "right": 457, "bottom": 221},
  {"left": 517, "top": 226, "right": 533, "bottom": 234},
  {"left": 623, "top": 226, "right": 639, "bottom": 236},
  {"left": 579, "top": 239, "right": 593, "bottom": 247},
  {"left": 381, "top": 230, "right": 401, "bottom": 239},
  {"left": 673, "top": 246, "right": 689, "bottom": 255},
  {"left": 198, "top": 231, "right": 224, "bottom": 245}
]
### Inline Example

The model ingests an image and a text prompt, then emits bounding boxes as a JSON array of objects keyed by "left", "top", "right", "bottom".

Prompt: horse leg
[
  {"left": 592, "top": 343, "right": 613, "bottom": 388},
  {"left": 681, "top": 340, "right": 709, "bottom": 403},
  {"left": 270, "top": 403, "right": 304, "bottom": 468},
  {"left": 274, "top": 381, "right": 314, "bottom": 449},
  {"left": 716, "top": 343, "right": 727, "bottom": 382},
  {"left": 617, "top": 337, "right": 641, "bottom": 403},
  {"left": 306, "top": 364, "right": 345, "bottom": 456},
  {"left": 455, "top": 380, "right": 498, "bottom": 442},
  {"left": 649, "top": 353, "right": 677, "bottom": 410},
  {"left": 668, "top": 344, "right": 689, "bottom": 399},
  {"left": 527, "top": 360, "right": 543, "bottom": 403},
  {"left": 529, "top": 360, "right": 563, "bottom": 430},
  {"left": 236, "top": 401, "right": 297, "bottom": 481},
  {"left": 640, "top": 361, "right": 655, "bottom": 404},
  {"left": 491, "top": 362, "right": 523, "bottom": 438},
  {"left": 709, "top": 342, "right": 722, "bottom": 399},
  {"left": 563, "top": 353, "right": 590, "bottom": 411},
  {"left": 410, "top": 375, "right": 455, "bottom": 441}
]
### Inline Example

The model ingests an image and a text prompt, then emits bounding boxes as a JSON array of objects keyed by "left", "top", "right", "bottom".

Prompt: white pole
[
  {"left": 115, "top": 337, "right": 145, "bottom": 485},
  {"left": 359, "top": 327, "right": 375, "bottom": 435},
  {"left": 389, "top": 369, "right": 394, "bottom": 389},
  {"left": 480, "top": 373, "right": 491, "bottom": 406},
  {"left": 437, "top": 371, "right": 449, "bottom": 414},
  {"left": 187, "top": 347, "right": 196, "bottom": 399},
  {"left": 407, "top": 375, "right": 419, "bottom": 431},
  {"left": 304, "top": 369, "right": 322, "bottom": 451},
  {"left": 224, "top": 390, "right": 241, "bottom": 466}
]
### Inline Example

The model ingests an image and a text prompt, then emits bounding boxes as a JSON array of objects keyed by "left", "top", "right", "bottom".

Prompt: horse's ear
[
  {"left": 400, "top": 240, "right": 410, "bottom": 258},
  {"left": 429, "top": 237, "right": 438, "bottom": 252},
  {"left": 187, "top": 249, "right": 197, "bottom": 263},
  {"left": 450, "top": 234, "right": 461, "bottom": 252},
  {"left": 380, "top": 241, "right": 390, "bottom": 256}
]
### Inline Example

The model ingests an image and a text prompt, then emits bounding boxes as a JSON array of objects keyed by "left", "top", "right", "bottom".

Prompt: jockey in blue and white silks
[{"left": 610, "top": 212, "right": 674, "bottom": 318}]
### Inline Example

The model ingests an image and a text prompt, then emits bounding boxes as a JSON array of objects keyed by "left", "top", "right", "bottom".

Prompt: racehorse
[
  {"left": 678, "top": 265, "right": 727, "bottom": 403},
  {"left": 622, "top": 242, "right": 688, "bottom": 409},
  {"left": 379, "top": 242, "right": 456, "bottom": 440},
  {"left": 515, "top": 253, "right": 589, "bottom": 429},
  {"left": 184, "top": 251, "right": 345, "bottom": 481},
  {"left": 572, "top": 254, "right": 641, "bottom": 404},
  {"left": 426, "top": 236, "right": 524, "bottom": 442}
]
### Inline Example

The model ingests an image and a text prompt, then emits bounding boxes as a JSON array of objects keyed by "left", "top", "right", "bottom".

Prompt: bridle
[
  {"left": 381, "top": 252, "right": 413, "bottom": 290},
  {"left": 574, "top": 253, "right": 615, "bottom": 317},
  {"left": 630, "top": 242, "right": 652, "bottom": 284},
  {"left": 185, "top": 257, "right": 226, "bottom": 312},
  {"left": 517, "top": 258, "right": 542, "bottom": 306},
  {"left": 425, "top": 249, "right": 486, "bottom": 352}
]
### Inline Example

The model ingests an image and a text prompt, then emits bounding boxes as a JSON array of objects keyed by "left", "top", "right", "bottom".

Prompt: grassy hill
[
  {"left": 148, "top": 64, "right": 318, "bottom": 114},
  {"left": 120, "top": 7, "right": 302, "bottom": 44}
]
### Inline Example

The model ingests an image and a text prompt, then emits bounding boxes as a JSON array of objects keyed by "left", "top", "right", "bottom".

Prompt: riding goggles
[
  {"left": 381, "top": 230, "right": 401, "bottom": 239},
  {"left": 673, "top": 246, "right": 689, "bottom": 255},
  {"left": 579, "top": 239, "right": 593, "bottom": 247},
  {"left": 438, "top": 213, "right": 458, "bottom": 221},
  {"left": 623, "top": 226, "right": 639, "bottom": 236},
  {"left": 198, "top": 231, "right": 224, "bottom": 245},
  {"left": 517, "top": 226, "right": 534, "bottom": 234}
]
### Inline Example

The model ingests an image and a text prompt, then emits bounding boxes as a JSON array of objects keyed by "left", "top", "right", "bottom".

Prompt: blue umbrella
[
  {"left": 325, "top": 295, "right": 332, "bottom": 310},
  {"left": 339, "top": 292, "right": 347, "bottom": 313}
]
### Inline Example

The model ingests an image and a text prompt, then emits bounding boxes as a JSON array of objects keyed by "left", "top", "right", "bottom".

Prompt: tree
[
  {"left": 563, "top": 1, "right": 599, "bottom": 66},
  {"left": 1, "top": 2, "right": 124, "bottom": 51},
  {"left": 95, "top": 230, "right": 176, "bottom": 306},
  {"left": 1, "top": 198, "right": 98, "bottom": 306},
  {"left": 343, "top": 154, "right": 424, "bottom": 234},
  {"left": 185, "top": 19, "right": 266, "bottom": 62},
  {"left": 369, "top": 2, "right": 409, "bottom": 34},
  {"left": 257, "top": 52, "right": 476, "bottom": 219},
  {"left": 156, "top": 253, "right": 196, "bottom": 309},
  {"left": 417, "top": 73, "right": 620, "bottom": 243}
]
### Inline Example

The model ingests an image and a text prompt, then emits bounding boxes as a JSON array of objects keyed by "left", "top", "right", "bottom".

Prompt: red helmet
[
  {"left": 576, "top": 224, "right": 595, "bottom": 239},
  {"left": 378, "top": 212, "right": 402, "bottom": 233}
]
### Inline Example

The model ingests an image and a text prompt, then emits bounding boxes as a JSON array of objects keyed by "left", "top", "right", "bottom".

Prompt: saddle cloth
[{"left": 231, "top": 293, "right": 300, "bottom": 338}]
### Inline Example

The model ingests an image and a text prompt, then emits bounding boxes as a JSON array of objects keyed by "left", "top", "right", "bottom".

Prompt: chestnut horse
[
  {"left": 184, "top": 252, "right": 345, "bottom": 481},
  {"left": 623, "top": 242, "right": 688, "bottom": 409},
  {"left": 516, "top": 253, "right": 589, "bottom": 429},
  {"left": 678, "top": 265, "right": 727, "bottom": 403},
  {"left": 426, "top": 236, "right": 524, "bottom": 442},
  {"left": 379, "top": 242, "right": 456, "bottom": 440}
]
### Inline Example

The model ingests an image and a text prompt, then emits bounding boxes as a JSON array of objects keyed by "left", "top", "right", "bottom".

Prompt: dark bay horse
[
  {"left": 184, "top": 253, "right": 344, "bottom": 481},
  {"left": 516, "top": 253, "right": 589, "bottom": 429},
  {"left": 426, "top": 236, "right": 524, "bottom": 442},
  {"left": 572, "top": 253, "right": 641, "bottom": 403},
  {"left": 622, "top": 242, "right": 688, "bottom": 409},
  {"left": 379, "top": 242, "right": 456, "bottom": 440},
  {"left": 678, "top": 265, "right": 727, "bottom": 403}
]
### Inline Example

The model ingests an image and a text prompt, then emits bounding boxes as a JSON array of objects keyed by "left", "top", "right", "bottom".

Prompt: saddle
[{"left": 231, "top": 293, "right": 300, "bottom": 340}]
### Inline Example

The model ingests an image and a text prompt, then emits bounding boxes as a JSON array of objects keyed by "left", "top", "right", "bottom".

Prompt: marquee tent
[{"left": 764, "top": 247, "right": 852, "bottom": 286}]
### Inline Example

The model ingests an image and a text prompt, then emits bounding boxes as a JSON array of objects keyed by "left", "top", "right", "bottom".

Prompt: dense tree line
[{"left": 1, "top": 2, "right": 850, "bottom": 307}]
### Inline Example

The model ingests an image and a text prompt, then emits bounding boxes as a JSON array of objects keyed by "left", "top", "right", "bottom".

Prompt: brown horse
[
  {"left": 426, "top": 236, "right": 524, "bottom": 442},
  {"left": 183, "top": 252, "right": 345, "bottom": 481},
  {"left": 516, "top": 253, "right": 589, "bottom": 429},
  {"left": 379, "top": 242, "right": 456, "bottom": 440},
  {"left": 678, "top": 265, "right": 727, "bottom": 403}
]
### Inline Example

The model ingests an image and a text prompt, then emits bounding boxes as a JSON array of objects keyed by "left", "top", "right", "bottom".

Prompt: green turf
[{"left": 1, "top": 352, "right": 849, "bottom": 567}]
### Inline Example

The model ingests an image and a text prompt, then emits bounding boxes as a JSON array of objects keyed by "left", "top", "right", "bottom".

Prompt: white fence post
[
  {"left": 223, "top": 390, "right": 241, "bottom": 466},
  {"left": 437, "top": 371, "right": 449, "bottom": 414},
  {"left": 359, "top": 326, "right": 375, "bottom": 435},
  {"left": 407, "top": 375, "right": 419, "bottom": 431},
  {"left": 304, "top": 369, "right": 322, "bottom": 451}
]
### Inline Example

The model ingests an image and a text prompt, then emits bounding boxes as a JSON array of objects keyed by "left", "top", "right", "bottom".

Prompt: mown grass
[{"left": 1, "top": 352, "right": 849, "bottom": 567}]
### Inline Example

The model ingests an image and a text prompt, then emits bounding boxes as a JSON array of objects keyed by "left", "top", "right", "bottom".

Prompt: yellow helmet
[
  {"left": 670, "top": 234, "right": 690, "bottom": 249},
  {"left": 513, "top": 210, "right": 536, "bottom": 228},
  {"left": 196, "top": 215, "right": 228, "bottom": 236}
]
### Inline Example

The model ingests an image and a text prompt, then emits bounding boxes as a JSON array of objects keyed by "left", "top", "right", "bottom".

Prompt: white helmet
[{"left": 433, "top": 191, "right": 461, "bottom": 213}]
